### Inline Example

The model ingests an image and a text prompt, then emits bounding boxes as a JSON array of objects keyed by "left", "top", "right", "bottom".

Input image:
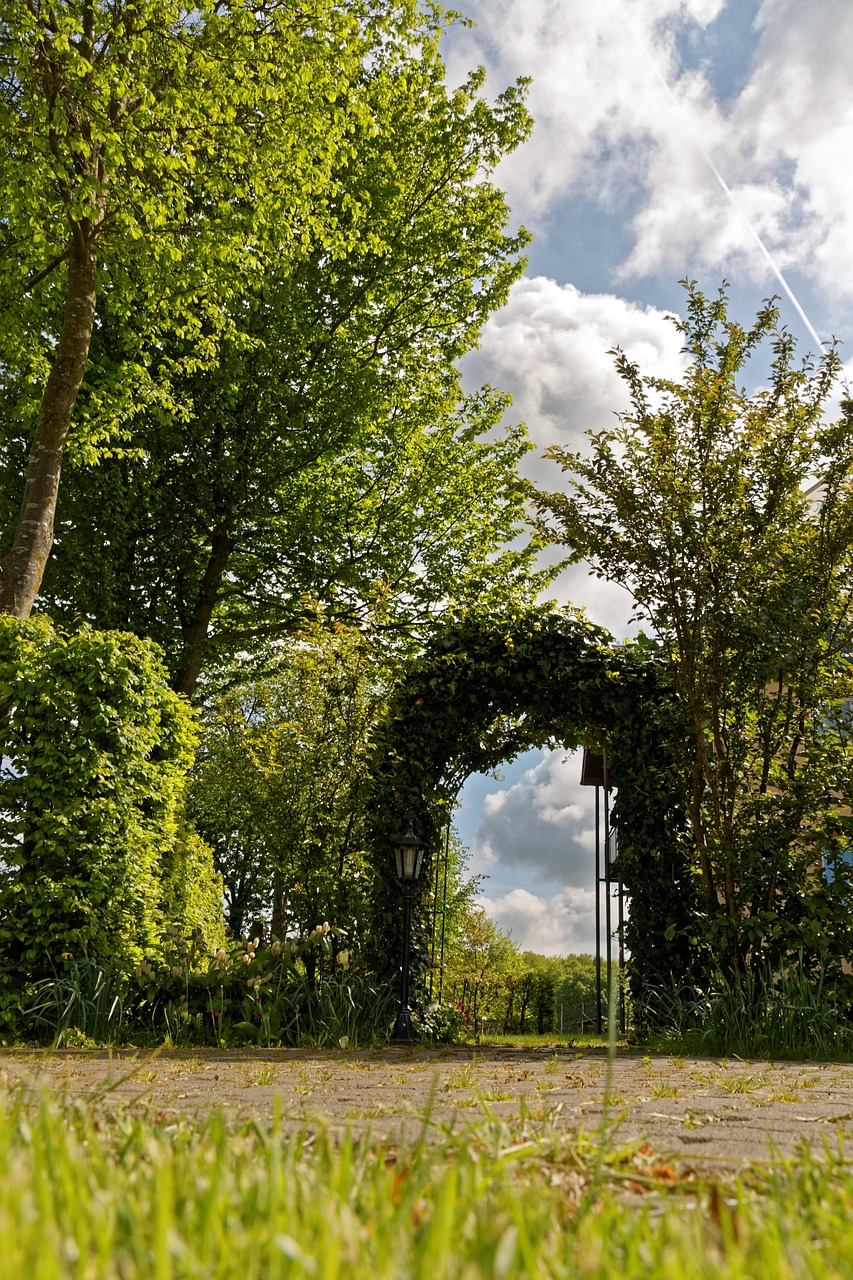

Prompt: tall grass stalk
[{"left": 575, "top": 965, "right": 620, "bottom": 1227}]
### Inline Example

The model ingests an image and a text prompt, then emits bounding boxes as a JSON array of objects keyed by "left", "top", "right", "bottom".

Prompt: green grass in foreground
[{"left": 3, "top": 1087, "right": 853, "bottom": 1278}]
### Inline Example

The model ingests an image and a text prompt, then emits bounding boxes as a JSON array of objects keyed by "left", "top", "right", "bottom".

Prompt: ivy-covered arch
[{"left": 365, "top": 608, "right": 705, "bottom": 1023}]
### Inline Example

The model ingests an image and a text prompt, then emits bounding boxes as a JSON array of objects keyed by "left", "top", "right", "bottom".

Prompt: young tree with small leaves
[
  {"left": 188, "top": 610, "right": 388, "bottom": 951},
  {"left": 533, "top": 284, "right": 853, "bottom": 978}
]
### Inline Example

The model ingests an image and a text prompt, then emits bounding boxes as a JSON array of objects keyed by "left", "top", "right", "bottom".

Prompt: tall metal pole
[
  {"left": 617, "top": 850, "right": 626, "bottom": 1034},
  {"left": 438, "top": 822, "right": 450, "bottom": 1003},
  {"left": 392, "top": 881, "right": 415, "bottom": 1042},
  {"left": 429, "top": 837, "right": 440, "bottom": 1000},
  {"left": 603, "top": 755, "right": 612, "bottom": 1033},
  {"left": 594, "top": 782, "right": 602, "bottom": 1034}
]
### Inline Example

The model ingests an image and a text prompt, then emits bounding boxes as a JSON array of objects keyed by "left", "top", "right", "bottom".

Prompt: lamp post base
[{"left": 391, "top": 1008, "right": 416, "bottom": 1043}]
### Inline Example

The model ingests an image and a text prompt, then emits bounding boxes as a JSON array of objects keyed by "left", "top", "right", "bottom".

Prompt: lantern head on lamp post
[
  {"left": 395, "top": 823, "right": 425, "bottom": 884},
  {"left": 391, "top": 821, "right": 426, "bottom": 1043}
]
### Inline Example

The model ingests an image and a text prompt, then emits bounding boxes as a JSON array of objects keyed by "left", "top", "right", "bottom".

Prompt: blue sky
[{"left": 440, "top": 0, "right": 853, "bottom": 955}]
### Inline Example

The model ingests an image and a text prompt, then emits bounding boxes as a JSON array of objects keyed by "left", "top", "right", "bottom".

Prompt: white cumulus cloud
[
  {"left": 464, "top": 277, "right": 685, "bottom": 632},
  {"left": 477, "top": 885, "right": 598, "bottom": 955},
  {"left": 444, "top": 0, "right": 853, "bottom": 317},
  {"left": 442, "top": 0, "right": 725, "bottom": 230},
  {"left": 472, "top": 748, "right": 597, "bottom": 886},
  {"left": 465, "top": 276, "right": 686, "bottom": 464}
]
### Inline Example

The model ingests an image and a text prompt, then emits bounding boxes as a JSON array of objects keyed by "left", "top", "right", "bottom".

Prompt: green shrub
[
  {"left": 127, "top": 925, "right": 394, "bottom": 1048},
  {"left": 414, "top": 1000, "right": 464, "bottom": 1043},
  {"left": 230, "top": 972, "right": 398, "bottom": 1049},
  {"left": 0, "top": 617, "right": 223, "bottom": 1020}
]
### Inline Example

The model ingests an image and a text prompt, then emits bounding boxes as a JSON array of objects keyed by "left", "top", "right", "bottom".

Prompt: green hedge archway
[{"left": 364, "top": 608, "right": 706, "bottom": 1026}]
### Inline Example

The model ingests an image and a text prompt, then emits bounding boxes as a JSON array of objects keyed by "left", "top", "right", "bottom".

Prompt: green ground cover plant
[
  {"left": 24, "top": 960, "right": 124, "bottom": 1046},
  {"left": 4, "top": 1083, "right": 853, "bottom": 1278}
]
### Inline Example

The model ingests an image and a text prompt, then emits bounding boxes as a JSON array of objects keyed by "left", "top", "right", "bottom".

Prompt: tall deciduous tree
[
  {"left": 0, "top": 0, "right": 393, "bottom": 616},
  {"left": 533, "top": 284, "right": 853, "bottom": 976},
  {"left": 32, "top": 23, "right": 540, "bottom": 692}
]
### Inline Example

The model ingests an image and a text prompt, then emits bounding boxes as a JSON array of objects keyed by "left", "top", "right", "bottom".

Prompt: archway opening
[{"left": 440, "top": 745, "right": 623, "bottom": 1034}]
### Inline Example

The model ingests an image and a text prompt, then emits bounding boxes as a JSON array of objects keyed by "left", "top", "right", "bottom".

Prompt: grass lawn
[{"left": 4, "top": 1080, "right": 853, "bottom": 1278}]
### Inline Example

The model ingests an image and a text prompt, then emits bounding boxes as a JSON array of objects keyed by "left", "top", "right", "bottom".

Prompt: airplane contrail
[{"left": 640, "top": 27, "right": 826, "bottom": 352}]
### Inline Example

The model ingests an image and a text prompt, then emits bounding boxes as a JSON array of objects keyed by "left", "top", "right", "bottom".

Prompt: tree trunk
[
  {"left": 271, "top": 869, "right": 286, "bottom": 941},
  {"left": 172, "top": 522, "right": 235, "bottom": 696},
  {"left": 0, "top": 233, "right": 98, "bottom": 617}
]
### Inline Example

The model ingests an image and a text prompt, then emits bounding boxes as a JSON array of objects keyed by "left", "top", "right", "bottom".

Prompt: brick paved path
[{"left": 4, "top": 1046, "right": 853, "bottom": 1166}]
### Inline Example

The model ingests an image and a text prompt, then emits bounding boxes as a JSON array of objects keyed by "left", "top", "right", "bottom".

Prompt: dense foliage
[
  {"left": 2, "top": 0, "right": 545, "bottom": 695},
  {"left": 0, "top": 0, "right": 555, "bottom": 1026},
  {"left": 3, "top": 0, "right": 852, "bottom": 1044}
]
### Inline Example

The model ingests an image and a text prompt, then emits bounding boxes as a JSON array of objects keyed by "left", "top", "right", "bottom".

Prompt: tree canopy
[
  {"left": 3, "top": 0, "right": 515, "bottom": 623},
  {"left": 2, "top": 1, "right": 546, "bottom": 692}
]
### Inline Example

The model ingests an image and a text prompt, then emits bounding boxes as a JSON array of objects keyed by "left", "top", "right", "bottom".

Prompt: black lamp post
[{"left": 391, "top": 821, "right": 426, "bottom": 1043}]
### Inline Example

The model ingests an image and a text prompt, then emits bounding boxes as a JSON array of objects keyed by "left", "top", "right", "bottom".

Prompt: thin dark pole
[
  {"left": 618, "top": 868, "right": 626, "bottom": 1034},
  {"left": 603, "top": 755, "right": 612, "bottom": 1034},
  {"left": 594, "top": 782, "right": 602, "bottom": 1034},
  {"left": 392, "top": 881, "right": 415, "bottom": 1042},
  {"left": 429, "top": 838, "right": 440, "bottom": 1000},
  {"left": 438, "top": 822, "right": 450, "bottom": 1003}
]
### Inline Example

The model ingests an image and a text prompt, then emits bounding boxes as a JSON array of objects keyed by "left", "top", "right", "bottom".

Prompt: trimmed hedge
[{"left": 0, "top": 617, "right": 224, "bottom": 1024}]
